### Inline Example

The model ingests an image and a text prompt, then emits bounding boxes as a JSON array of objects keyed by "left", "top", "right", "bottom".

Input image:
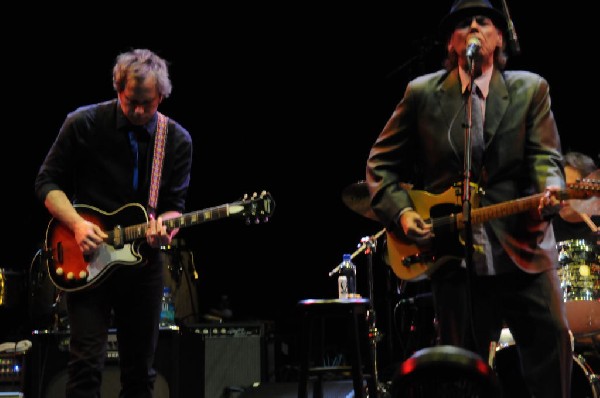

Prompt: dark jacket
[{"left": 366, "top": 67, "right": 565, "bottom": 274}]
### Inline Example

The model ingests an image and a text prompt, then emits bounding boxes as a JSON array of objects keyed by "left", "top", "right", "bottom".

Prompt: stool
[{"left": 297, "top": 298, "right": 378, "bottom": 398}]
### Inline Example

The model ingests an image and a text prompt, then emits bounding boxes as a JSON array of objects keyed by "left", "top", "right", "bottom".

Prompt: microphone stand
[
  {"left": 500, "top": 0, "right": 521, "bottom": 56},
  {"left": 462, "top": 59, "right": 477, "bottom": 273},
  {"left": 359, "top": 230, "right": 390, "bottom": 397},
  {"left": 328, "top": 228, "right": 390, "bottom": 397},
  {"left": 462, "top": 57, "right": 486, "bottom": 359}
]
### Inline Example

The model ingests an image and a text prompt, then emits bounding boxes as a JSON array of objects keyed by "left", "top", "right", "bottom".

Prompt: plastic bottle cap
[{"left": 343, "top": 254, "right": 351, "bottom": 261}]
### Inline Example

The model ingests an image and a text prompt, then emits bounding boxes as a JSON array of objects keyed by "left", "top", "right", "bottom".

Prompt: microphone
[
  {"left": 500, "top": 0, "right": 521, "bottom": 55},
  {"left": 466, "top": 37, "right": 481, "bottom": 59}
]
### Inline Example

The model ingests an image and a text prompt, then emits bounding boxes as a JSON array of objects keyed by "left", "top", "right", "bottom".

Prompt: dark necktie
[
  {"left": 470, "top": 86, "right": 485, "bottom": 177},
  {"left": 128, "top": 129, "right": 140, "bottom": 190}
]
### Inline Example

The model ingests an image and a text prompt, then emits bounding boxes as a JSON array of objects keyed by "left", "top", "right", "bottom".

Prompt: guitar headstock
[
  {"left": 567, "top": 178, "right": 600, "bottom": 199},
  {"left": 240, "top": 190, "right": 275, "bottom": 224}
]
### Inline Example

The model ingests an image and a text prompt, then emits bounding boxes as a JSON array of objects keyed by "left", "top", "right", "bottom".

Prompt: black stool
[{"left": 297, "top": 298, "right": 378, "bottom": 398}]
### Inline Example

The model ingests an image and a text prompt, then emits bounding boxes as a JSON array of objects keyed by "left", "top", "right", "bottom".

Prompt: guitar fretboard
[
  {"left": 457, "top": 189, "right": 582, "bottom": 227},
  {"left": 123, "top": 203, "right": 235, "bottom": 242}
]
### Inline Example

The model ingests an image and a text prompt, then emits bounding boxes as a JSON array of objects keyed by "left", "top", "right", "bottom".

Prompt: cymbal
[{"left": 342, "top": 181, "right": 378, "bottom": 221}]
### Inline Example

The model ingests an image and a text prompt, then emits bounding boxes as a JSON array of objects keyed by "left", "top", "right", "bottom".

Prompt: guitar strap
[{"left": 147, "top": 112, "right": 169, "bottom": 218}]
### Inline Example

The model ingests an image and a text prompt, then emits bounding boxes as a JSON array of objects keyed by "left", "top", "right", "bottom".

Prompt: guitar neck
[
  {"left": 456, "top": 190, "right": 573, "bottom": 228},
  {"left": 122, "top": 203, "right": 237, "bottom": 242}
]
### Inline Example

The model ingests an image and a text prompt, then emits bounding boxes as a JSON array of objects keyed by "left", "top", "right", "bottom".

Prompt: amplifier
[
  {"left": 27, "top": 329, "right": 127, "bottom": 364},
  {"left": 25, "top": 327, "right": 178, "bottom": 398},
  {"left": 186, "top": 322, "right": 264, "bottom": 338},
  {"left": 178, "top": 322, "right": 266, "bottom": 398},
  {"left": 0, "top": 352, "right": 26, "bottom": 387}
]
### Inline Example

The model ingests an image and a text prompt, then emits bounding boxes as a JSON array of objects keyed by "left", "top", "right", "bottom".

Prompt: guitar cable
[{"left": 447, "top": 99, "right": 467, "bottom": 161}]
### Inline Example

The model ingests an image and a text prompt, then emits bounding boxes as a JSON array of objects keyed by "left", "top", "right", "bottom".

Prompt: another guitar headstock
[
  {"left": 240, "top": 190, "right": 275, "bottom": 224},
  {"left": 567, "top": 178, "right": 600, "bottom": 199}
]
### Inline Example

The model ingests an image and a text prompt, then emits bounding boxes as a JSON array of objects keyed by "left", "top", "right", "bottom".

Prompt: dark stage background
[{"left": 2, "top": 0, "right": 598, "bottom": 377}]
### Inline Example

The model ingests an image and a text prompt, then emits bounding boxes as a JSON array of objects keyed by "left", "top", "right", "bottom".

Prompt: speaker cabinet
[
  {"left": 25, "top": 327, "right": 178, "bottom": 398},
  {"left": 179, "top": 322, "right": 266, "bottom": 398}
]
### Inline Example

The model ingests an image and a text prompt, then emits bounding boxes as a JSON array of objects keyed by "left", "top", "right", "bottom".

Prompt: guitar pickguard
[{"left": 86, "top": 242, "right": 143, "bottom": 281}]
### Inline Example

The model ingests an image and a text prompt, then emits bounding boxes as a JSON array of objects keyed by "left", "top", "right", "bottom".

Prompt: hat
[{"left": 439, "top": 0, "right": 507, "bottom": 37}]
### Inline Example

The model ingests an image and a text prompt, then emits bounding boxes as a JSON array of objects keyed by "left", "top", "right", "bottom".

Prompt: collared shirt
[
  {"left": 117, "top": 103, "right": 156, "bottom": 192},
  {"left": 35, "top": 99, "right": 193, "bottom": 214},
  {"left": 459, "top": 65, "right": 492, "bottom": 98},
  {"left": 459, "top": 65, "right": 493, "bottom": 117},
  {"left": 459, "top": 66, "right": 496, "bottom": 274}
]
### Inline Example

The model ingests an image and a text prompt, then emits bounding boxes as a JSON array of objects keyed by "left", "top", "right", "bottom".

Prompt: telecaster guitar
[
  {"left": 387, "top": 180, "right": 600, "bottom": 281},
  {"left": 44, "top": 191, "right": 275, "bottom": 292}
]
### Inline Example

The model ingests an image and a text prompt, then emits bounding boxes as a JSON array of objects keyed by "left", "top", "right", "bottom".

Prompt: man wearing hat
[{"left": 366, "top": 0, "right": 572, "bottom": 396}]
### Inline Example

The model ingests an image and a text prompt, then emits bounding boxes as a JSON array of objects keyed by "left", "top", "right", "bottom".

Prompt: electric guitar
[
  {"left": 44, "top": 191, "right": 275, "bottom": 292},
  {"left": 386, "top": 181, "right": 600, "bottom": 281}
]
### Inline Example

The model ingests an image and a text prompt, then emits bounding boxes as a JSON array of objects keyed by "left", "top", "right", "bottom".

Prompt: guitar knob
[
  {"left": 79, "top": 270, "right": 88, "bottom": 279},
  {"left": 67, "top": 272, "right": 74, "bottom": 280},
  {"left": 56, "top": 267, "right": 64, "bottom": 276}
]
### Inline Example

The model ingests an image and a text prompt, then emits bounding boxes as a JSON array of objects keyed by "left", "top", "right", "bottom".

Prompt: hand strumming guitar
[
  {"left": 399, "top": 209, "right": 433, "bottom": 244},
  {"left": 73, "top": 218, "right": 108, "bottom": 255}
]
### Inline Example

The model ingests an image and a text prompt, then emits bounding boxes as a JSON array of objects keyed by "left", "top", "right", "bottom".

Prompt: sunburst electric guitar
[
  {"left": 44, "top": 191, "right": 275, "bottom": 292},
  {"left": 386, "top": 180, "right": 600, "bottom": 281}
]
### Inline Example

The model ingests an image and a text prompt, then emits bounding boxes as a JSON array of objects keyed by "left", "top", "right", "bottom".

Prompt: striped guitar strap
[{"left": 147, "top": 112, "right": 169, "bottom": 218}]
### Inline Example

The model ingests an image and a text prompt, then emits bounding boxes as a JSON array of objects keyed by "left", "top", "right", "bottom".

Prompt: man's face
[
  {"left": 118, "top": 75, "right": 163, "bottom": 126},
  {"left": 448, "top": 15, "right": 503, "bottom": 69}
]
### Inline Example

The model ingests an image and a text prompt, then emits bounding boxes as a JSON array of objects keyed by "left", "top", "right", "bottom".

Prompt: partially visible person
[
  {"left": 552, "top": 151, "right": 600, "bottom": 357},
  {"left": 366, "top": 0, "right": 572, "bottom": 396},
  {"left": 34, "top": 48, "right": 193, "bottom": 397},
  {"left": 553, "top": 151, "right": 599, "bottom": 245}
]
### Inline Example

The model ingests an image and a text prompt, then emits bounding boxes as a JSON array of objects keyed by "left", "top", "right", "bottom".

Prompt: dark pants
[
  {"left": 65, "top": 250, "right": 164, "bottom": 398},
  {"left": 430, "top": 263, "right": 572, "bottom": 398}
]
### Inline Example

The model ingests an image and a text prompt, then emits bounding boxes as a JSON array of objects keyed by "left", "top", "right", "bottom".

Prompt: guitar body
[
  {"left": 45, "top": 203, "right": 148, "bottom": 292},
  {"left": 43, "top": 191, "right": 276, "bottom": 292},
  {"left": 386, "top": 186, "right": 472, "bottom": 281},
  {"left": 385, "top": 180, "right": 599, "bottom": 281}
]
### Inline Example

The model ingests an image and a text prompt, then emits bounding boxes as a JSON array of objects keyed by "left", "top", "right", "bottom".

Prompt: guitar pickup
[
  {"left": 112, "top": 225, "right": 124, "bottom": 249},
  {"left": 402, "top": 252, "right": 436, "bottom": 266},
  {"left": 57, "top": 242, "right": 63, "bottom": 264}
]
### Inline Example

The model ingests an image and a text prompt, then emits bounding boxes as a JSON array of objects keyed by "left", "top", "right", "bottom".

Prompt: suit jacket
[{"left": 366, "top": 67, "right": 565, "bottom": 274}]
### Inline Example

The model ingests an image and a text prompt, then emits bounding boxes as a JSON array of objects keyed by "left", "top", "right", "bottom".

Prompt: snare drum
[
  {"left": 494, "top": 328, "right": 600, "bottom": 397},
  {"left": 558, "top": 239, "right": 598, "bottom": 267},
  {"left": 557, "top": 239, "right": 600, "bottom": 337}
]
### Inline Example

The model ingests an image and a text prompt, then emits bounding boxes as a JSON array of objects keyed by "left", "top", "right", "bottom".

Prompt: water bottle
[
  {"left": 338, "top": 254, "right": 357, "bottom": 299},
  {"left": 159, "top": 286, "right": 176, "bottom": 327}
]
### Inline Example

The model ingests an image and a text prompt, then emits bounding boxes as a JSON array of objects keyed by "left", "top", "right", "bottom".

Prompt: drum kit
[{"left": 341, "top": 178, "right": 600, "bottom": 396}]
